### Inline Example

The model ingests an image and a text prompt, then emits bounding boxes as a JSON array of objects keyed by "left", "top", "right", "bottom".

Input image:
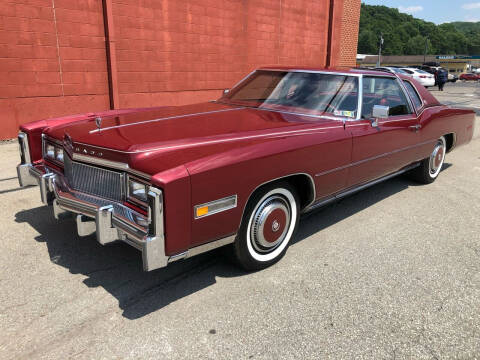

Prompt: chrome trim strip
[
  {"left": 357, "top": 75, "right": 364, "bottom": 121},
  {"left": 255, "top": 107, "right": 348, "bottom": 122},
  {"left": 167, "top": 234, "right": 237, "bottom": 262},
  {"left": 305, "top": 162, "right": 421, "bottom": 213},
  {"left": 402, "top": 79, "right": 424, "bottom": 113},
  {"left": 126, "top": 173, "right": 149, "bottom": 207},
  {"left": 228, "top": 70, "right": 257, "bottom": 90},
  {"left": 89, "top": 108, "right": 242, "bottom": 134},
  {"left": 239, "top": 172, "right": 316, "bottom": 229},
  {"left": 72, "top": 153, "right": 151, "bottom": 180},
  {"left": 18, "top": 132, "right": 31, "bottom": 164},
  {"left": 144, "top": 187, "right": 167, "bottom": 271},
  {"left": 194, "top": 195, "right": 238, "bottom": 219},
  {"left": 77, "top": 127, "right": 330, "bottom": 154},
  {"left": 396, "top": 76, "right": 417, "bottom": 117},
  {"left": 43, "top": 134, "right": 62, "bottom": 146},
  {"left": 258, "top": 68, "right": 362, "bottom": 78},
  {"left": 315, "top": 139, "right": 437, "bottom": 177},
  {"left": 417, "top": 105, "right": 446, "bottom": 117}
]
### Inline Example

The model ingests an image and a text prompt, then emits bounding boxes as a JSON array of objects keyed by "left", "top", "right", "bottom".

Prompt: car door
[{"left": 345, "top": 75, "right": 420, "bottom": 187}]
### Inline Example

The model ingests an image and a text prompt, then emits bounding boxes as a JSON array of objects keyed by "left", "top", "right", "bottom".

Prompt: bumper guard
[
  {"left": 18, "top": 161, "right": 168, "bottom": 271},
  {"left": 16, "top": 132, "right": 237, "bottom": 271}
]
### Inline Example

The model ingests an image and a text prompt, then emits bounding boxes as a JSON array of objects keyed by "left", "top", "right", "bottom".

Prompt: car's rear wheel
[
  {"left": 234, "top": 183, "right": 299, "bottom": 271},
  {"left": 409, "top": 136, "right": 446, "bottom": 184}
]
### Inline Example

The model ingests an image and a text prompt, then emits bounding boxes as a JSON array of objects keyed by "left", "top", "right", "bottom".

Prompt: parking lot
[
  {"left": 431, "top": 80, "right": 480, "bottom": 113},
  {"left": 1, "top": 91, "right": 479, "bottom": 359}
]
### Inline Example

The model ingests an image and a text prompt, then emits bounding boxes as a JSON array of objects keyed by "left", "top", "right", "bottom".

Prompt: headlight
[
  {"left": 128, "top": 178, "right": 148, "bottom": 203},
  {"left": 43, "top": 137, "right": 64, "bottom": 165},
  {"left": 45, "top": 144, "right": 55, "bottom": 158},
  {"left": 55, "top": 147, "right": 64, "bottom": 163}
]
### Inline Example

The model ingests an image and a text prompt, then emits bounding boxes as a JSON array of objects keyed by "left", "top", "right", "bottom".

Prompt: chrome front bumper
[{"left": 17, "top": 162, "right": 168, "bottom": 271}]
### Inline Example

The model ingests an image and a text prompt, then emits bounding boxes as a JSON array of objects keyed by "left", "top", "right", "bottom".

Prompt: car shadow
[
  {"left": 0, "top": 176, "right": 18, "bottom": 182},
  {"left": 14, "top": 166, "right": 450, "bottom": 320}
]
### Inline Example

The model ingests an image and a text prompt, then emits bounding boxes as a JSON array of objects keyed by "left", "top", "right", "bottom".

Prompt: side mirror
[
  {"left": 371, "top": 105, "right": 389, "bottom": 127},
  {"left": 223, "top": 89, "right": 230, "bottom": 96}
]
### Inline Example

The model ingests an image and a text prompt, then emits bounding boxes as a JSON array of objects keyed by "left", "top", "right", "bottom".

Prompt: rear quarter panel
[{"left": 418, "top": 106, "right": 475, "bottom": 158}]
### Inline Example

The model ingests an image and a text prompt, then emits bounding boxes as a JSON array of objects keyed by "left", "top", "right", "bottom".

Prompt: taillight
[{"left": 419, "top": 75, "right": 426, "bottom": 78}]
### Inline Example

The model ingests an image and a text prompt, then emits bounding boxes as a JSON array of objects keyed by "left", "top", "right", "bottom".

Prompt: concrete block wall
[
  {"left": 0, "top": 0, "right": 360, "bottom": 139},
  {"left": 113, "top": 0, "right": 332, "bottom": 108},
  {"left": 0, "top": 0, "right": 110, "bottom": 139}
]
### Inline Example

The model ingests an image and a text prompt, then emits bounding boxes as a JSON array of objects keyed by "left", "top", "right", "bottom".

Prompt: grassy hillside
[{"left": 358, "top": 4, "right": 480, "bottom": 55}]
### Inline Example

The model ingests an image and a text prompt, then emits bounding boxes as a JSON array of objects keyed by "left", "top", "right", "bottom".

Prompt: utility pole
[
  {"left": 377, "top": 33, "right": 384, "bottom": 67},
  {"left": 423, "top": 37, "right": 428, "bottom": 64}
]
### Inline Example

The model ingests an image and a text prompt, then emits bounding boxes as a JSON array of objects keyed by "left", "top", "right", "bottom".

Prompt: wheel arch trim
[{"left": 238, "top": 172, "right": 316, "bottom": 230}]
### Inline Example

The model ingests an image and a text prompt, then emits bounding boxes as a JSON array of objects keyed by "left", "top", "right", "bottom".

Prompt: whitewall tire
[
  {"left": 234, "top": 183, "right": 299, "bottom": 270},
  {"left": 409, "top": 136, "right": 446, "bottom": 184}
]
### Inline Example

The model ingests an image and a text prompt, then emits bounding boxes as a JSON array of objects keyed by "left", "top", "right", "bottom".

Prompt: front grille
[{"left": 64, "top": 153, "right": 124, "bottom": 202}]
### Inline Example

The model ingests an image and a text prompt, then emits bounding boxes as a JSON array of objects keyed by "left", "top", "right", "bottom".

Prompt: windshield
[{"left": 220, "top": 70, "right": 359, "bottom": 118}]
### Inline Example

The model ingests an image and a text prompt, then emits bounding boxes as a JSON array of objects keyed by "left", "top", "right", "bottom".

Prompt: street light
[
  {"left": 377, "top": 34, "right": 384, "bottom": 67},
  {"left": 424, "top": 36, "right": 429, "bottom": 64}
]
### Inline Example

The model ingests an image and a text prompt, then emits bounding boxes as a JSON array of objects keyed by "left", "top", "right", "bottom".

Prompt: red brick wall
[
  {"left": 112, "top": 0, "right": 332, "bottom": 108},
  {"left": 0, "top": 0, "right": 110, "bottom": 139},
  {"left": 0, "top": 0, "right": 360, "bottom": 139},
  {"left": 337, "top": 0, "right": 361, "bottom": 68}
]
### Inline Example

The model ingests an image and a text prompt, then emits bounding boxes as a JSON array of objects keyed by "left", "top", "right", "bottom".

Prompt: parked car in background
[
  {"left": 400, "top": 68, "right": 435, "bottom": 87},
  {"left": 374, "top": 67, "right": 410, "bottom": 76},
  {"left": 16, "top": 67, "right": 475, "bottom": 271},
  {"left": 447, "top": 73, "right": 458, "bottom": 83},
  {"left": 459, "top": 73, "right": 480, "bottom": 81},
  {"left": 417, "top": 66, "right": 457, "bottom": 84},
  {"left": 417, "top": 65, "right": 435, "bottom": 74}
]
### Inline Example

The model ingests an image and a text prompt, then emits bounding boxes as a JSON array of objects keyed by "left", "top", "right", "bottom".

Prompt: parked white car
[
  {"left": 374, "top": 67, "right": 411, "bottom": 76},
  {"left": 400, "top": 68, "right": 435, "bottom": 87}
]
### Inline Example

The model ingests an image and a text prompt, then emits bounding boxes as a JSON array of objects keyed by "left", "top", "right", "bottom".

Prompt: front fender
[{"left": 150, "top": 165, "right": 191, "bottom": 255}]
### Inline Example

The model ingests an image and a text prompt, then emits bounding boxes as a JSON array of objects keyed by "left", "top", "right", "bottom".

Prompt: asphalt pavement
[
  {"left": 0, "top": 103, "right": 479, "bottom": 359},
  {"left": 431, "top": 80, "right": 480, "bottom": 114}
]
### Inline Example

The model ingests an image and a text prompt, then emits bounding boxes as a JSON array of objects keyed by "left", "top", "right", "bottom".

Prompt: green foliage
[{"left": 358, "top": 4, "right": 480, "bottom": 55}]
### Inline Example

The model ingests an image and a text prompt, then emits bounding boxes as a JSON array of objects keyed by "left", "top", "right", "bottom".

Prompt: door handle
[{"left": 409, "top": 124, "right": 421, "bottom": 132}]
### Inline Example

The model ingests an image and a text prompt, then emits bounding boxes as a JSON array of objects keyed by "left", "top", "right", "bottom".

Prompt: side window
[
  {"left": 362, "top": 77, "right": 413, "bottom": 118},
  {"left": 403, "top": 81, "right": 422, "bottom": 110}
]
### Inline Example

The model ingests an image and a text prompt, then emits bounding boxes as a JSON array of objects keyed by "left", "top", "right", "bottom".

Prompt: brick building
[{"left": 0, "top": 0, "right": 361, "bottom": 139}]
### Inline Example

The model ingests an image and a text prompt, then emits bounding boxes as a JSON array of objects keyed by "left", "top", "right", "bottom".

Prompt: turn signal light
[
  {"left": 194, "top": 195, "right": 237, "bottom": 219},
  {"left": 196, "top": 206, "right": 209, "bottom": 217}
]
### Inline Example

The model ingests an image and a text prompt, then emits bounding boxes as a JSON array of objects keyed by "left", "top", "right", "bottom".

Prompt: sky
[{"left": 362, "top": 0, "right": 480, "bottom": 24}]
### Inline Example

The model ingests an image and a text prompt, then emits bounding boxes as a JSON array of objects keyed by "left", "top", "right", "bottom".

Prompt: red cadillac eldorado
[{"left": 16, "top": 67, "right": 476, "bottom": 271}]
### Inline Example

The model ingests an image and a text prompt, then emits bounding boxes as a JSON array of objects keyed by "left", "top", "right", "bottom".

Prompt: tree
[
  {"left": 404, "top": 35, "right": 428, "bottom": 55},
  {"left": 358, "top": 4, "right": 480, "bottom": 55},
  {"left": 358, "top": 30, "right": 378, "bottom": 54}
]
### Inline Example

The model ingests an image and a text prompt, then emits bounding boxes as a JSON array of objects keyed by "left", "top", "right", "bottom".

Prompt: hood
[{"left": 45, "top": 102, "right": 340, "bottom": 176}]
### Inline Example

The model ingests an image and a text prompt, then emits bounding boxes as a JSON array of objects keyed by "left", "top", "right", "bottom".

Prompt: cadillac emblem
[{"left": 95, "top": 116, "right": 102, "bottom": 130}]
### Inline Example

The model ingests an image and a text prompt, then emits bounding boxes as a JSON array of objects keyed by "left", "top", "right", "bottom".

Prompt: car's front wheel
[
  {"left": 234, "top": 183, "right": 299, "bottom": 271},
  {"left": 409, "top": 136, "right": 446, "bottom": 184}
]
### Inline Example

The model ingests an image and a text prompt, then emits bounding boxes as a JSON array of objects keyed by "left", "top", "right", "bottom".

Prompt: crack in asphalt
[{"left": 121, "top": 257, "right": 220, "bottom": 311}]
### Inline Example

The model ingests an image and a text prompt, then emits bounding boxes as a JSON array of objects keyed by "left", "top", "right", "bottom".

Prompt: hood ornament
[
  {"left": 95, "top": 116, "right": 102, "bottom": 130},
  {"left": 63, "top": 132, "right": 73, "bottom": 150}
]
